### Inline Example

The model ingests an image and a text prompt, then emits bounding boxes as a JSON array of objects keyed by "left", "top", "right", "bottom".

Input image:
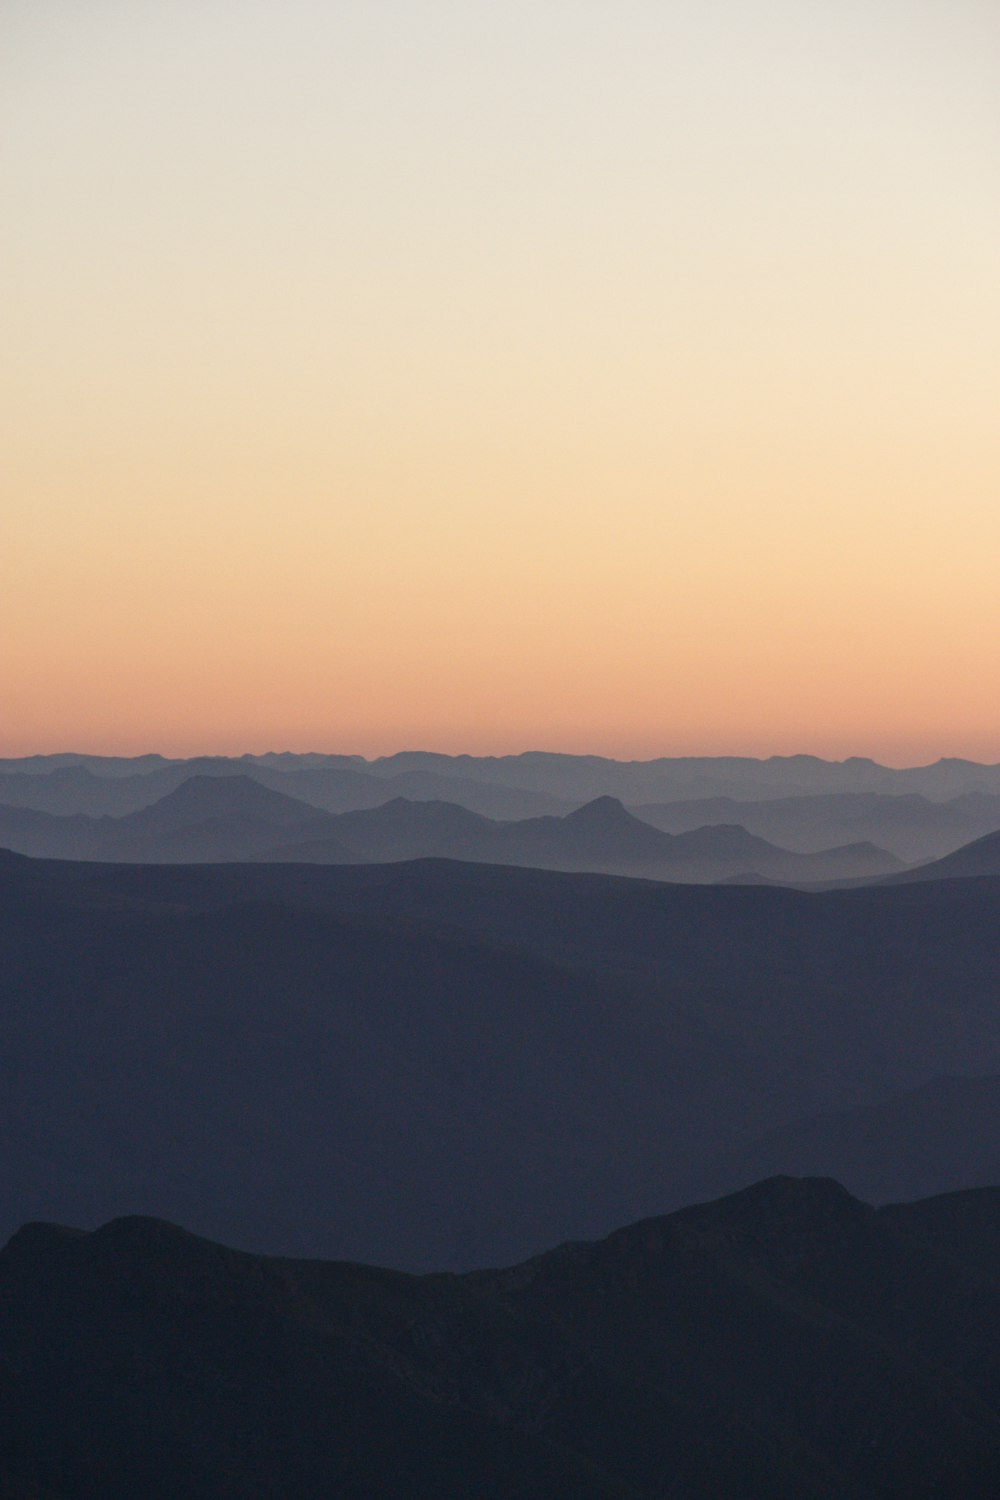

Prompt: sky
[{"left": 3, "top": 0, "right": 998, "bottom": 762}]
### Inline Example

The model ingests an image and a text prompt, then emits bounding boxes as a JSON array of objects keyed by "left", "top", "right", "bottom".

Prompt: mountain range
[
  {"left": 3, "top": 1177, "right": 1000, "bottom": 1499},
  {"left": 4, "top": 848, "right": 1000, "bottom": 1268},
  {"left": 0, "top": 775, "right": 903, "bottom": 882},
  {"left": 5, "top": 753, "right": 1000, "bottom": 864},
  {"left": 634, "top": 790, "right": 1000, "bottom": 863},
  {"left": 881, "top": 828, "right": 1000, "bottom": 884},
  {"left": 6, "top": 747, "right": 1000, "bottom": 1498}
]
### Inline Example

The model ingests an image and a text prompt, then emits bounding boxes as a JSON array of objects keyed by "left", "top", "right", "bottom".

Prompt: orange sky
[{"left": 3, "top": 1, "right": 999, "bottom": 763}]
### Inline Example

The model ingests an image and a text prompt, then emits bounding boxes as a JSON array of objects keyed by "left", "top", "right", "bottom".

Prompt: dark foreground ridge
[{"left": 3, "top": 1177, "right": 1000, "bottom": 1499}]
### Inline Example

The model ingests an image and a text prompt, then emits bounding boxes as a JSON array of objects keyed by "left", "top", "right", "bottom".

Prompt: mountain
[
  {"left": 885, "top": 829, "right": 1000, "bottom": 884},
  {"left": 276, "top": 796, "right": 494, "bottom": 862},
  {"left": 344, "top": 767, "right": 572, "bottom": 819},
  {"left": 93, "top": 774, "right": 350, "bottom": 863},
  {"left": 4, "top": 1179, "right": 1000, "bottom": 1499},
  {"left": 0, "top": 758, "right": 571, "bottom": 822},
  {"left": 459, "top": 797, "right": 899, "bottom": 882},
  {"left": 0, "top": 783, "right": 900, "bottom": 881},
  {"left": 0, "top": 752, "right": 172, "bottom": 777},
  {"left": 632, "top": 790, "right": 1000, "bottom": 863},
  {"left": 0, "top": 775, "right": 355, "bottom": 864},
  {"left": 361, "top": 750, "right": 1000, "bottom": 803},
  {"left": 0, "top": 801, "right": 105, "bottom": 860},
  {"left": 0, "top": 764, "right": 159, "bottom": 815},
  {"left": 691, "top": 1074, "right": 1000, "bottom": 1204},
  {"left": 0, "top": 759, "right": 257, "bottom": 816},
  {"left": 3, "top": 849, "right": 1000, "bottom": 1269},
  {"left": 7, "top": 751, "right": 1000, "bottom": 817},
  {"left": 267, "top": 795, "right": 901, "bottom": 883}
]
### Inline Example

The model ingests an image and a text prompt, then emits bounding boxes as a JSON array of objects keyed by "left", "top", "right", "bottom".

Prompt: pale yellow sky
[{"left": 2, "top": 0, "right": 998, "bottom": 760}]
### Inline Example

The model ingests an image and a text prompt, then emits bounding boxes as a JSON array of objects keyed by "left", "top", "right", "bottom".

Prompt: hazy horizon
[{"left": 3, "top": 743, "right": 1000, "bottom": 772}]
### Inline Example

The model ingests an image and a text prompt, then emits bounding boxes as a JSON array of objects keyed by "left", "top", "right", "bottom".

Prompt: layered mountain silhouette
[
  {"left": 0, "top": 774, "right": 338, "bottom": 863},
  {"left": 4, "top": 849, "right": 1000, "bottom": 1268},
  {"left": 633, "top": 790, "right": 1000, "bottom": 863},
  {"left": 92, "top": 774, "right": 345, "bottom": 863},
  {"left": 0, "top": 779, "right": 902, "bottom": 882},
  {"left": 271, "top": 792, "right": 882, "bottom": 881},
  {"left": 883, "top": 828, "right": 1000, "bottom": 884},
  {"left": 691, "top": 1073, "right": 1000, "bottom": 1204},
  {"left": 4, "top": 1178, "right": 1000, "bottom": 1499},
  {"left": 5, "top": 750, "right": 1000, "bottom": 819},
  {"left": 0, "top": 757, "right": 571, "bottom": 821}
]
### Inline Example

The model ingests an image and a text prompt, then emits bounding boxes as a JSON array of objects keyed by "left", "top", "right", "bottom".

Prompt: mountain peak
[
  {"left": 142, "top": 774, "right": 317, "bottom": 823},
  {"left": 564, "top": 795, "right": 634, "bottom": 825}
]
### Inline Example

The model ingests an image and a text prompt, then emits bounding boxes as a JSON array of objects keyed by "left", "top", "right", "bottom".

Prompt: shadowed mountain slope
[
  {"left": 690, "top": 1074, "right": 1000, "bottom": 1205},
  {"left": 884, "top": 829, "right": 1000, "bottom": 884},
  {"left": 2, "top": 849, "right": 1000, "bottom": 1269},
  {"left": 3, "top": 1179, "right": 1000, "bottom": 1500}
]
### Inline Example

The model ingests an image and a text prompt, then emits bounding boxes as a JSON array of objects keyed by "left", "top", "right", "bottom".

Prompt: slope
[{"left": 3, "top": 1179, "right": 1000, "bottom": 1499}]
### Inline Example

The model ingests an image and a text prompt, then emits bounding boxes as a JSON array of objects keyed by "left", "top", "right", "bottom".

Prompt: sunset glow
[{"left": 3, "top": 1, "right": 998, "bottom": 762}]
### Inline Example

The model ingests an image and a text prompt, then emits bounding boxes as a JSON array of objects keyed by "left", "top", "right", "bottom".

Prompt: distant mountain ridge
[
  {"left": 634, "top": 790, "right": 1000, "bottom": 862},
  {"left": 882, "top": 829, "right": 1000, "bottom": 884},
  {"left": 4, "top": 750, "right": 1000, "bottom": 811},
  {"left": 0, "top": 777, "right": 903, "bottom": 883}
]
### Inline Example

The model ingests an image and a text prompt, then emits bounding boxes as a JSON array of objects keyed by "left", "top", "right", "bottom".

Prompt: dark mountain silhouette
[
  {"left": 4, "top": 1179, "right": 1000, "bottom": 1499},
  {"left": 3, "top": 849, "right": 1000, "bottom": 1269},
  {"left": 884, "top": 829, "right": 1000, "bottom": 884},
  {"left": 691, "top": 1074, "right": 1000, "bottom": 1204},
  {"left": 632, "top": 790, "right": 1000, "bottom": 863}
]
